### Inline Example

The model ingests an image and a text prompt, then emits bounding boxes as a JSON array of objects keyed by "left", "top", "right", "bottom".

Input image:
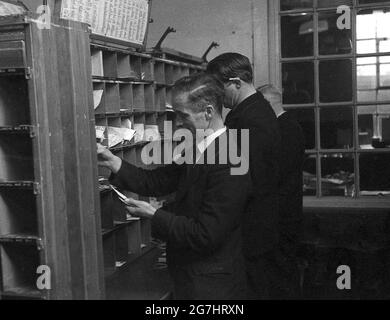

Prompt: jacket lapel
[{"left": 175, "top": 133, "right": 228, "bottom": 203}]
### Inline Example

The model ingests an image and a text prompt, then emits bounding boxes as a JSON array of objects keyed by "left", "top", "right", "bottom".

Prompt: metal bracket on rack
[
  {"left": 25, "top": 66, "right": 32, "bottom": 79},
  {"left": 154, "top": 26, "right": 176, "bottom": 50},
  {"left": 202, "top": 42, "right": 219, "bottom": 62},
  {"left": 20, "top": 125, "right": 37, "bottom": 138},
  {"left": 33, "top": 182, "right": 41, "bottom": 195},
  {"left": 36, "top": 238, "right": 44, "bottom": 251}
]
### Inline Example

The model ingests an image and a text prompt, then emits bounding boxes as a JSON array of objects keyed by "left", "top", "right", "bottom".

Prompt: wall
[
  {"left": 148, "top": 0, "right": 270, "bottom": 86},
  {"left": 22, "top": 0, "right": 273, "bottom": 86},
  {"left": 21, "top": 0, "right": 47, "bottom": 11}
]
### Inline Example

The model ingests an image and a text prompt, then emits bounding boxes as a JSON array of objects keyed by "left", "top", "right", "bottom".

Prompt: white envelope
[
  {"left": 93, "top": 90, "right": 104, "bottom": 109},
  {"left": 95, "top": 126, "right": 106, "bottom": 141}
]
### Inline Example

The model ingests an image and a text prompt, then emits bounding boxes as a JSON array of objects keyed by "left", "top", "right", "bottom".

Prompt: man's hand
[
  {"left": 97, "top": 143, "right": 122, "bottom": 174},
  {"left": 123, "top": 198, "right": 157, "bottom": 219}
]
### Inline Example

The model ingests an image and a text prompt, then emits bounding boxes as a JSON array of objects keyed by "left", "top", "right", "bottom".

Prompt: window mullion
[
  {"left": 352, "top": 5, "right": 360, "bottom": 198},
  {"left": 313, "top": 9, "right": 322, "bottom": 197}
]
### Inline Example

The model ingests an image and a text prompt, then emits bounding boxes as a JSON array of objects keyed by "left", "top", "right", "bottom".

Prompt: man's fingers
[
  {"left": 126, "top": 206, "right": 137, "bottom": 215},
  {"left": 97, "top": 160, "right": 110, "bottom": 167},
  {"left": 124, "top": 198, "right": 141, "bottom": 207},
  {"left": 96, "top": 143, "right": 105, "bottom": 153}
]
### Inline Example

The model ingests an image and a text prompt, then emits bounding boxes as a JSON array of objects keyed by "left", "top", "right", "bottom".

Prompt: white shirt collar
[{"left": 277, "top": 110, "right": 286, "bottom": 118}]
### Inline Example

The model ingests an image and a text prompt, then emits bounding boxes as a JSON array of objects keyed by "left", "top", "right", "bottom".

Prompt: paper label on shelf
[
  {"left": 93, "top": 90, "right": 104, "bottom": 109},
  {"left": 91, "top": 51, "right": 104, "bottom": 77},
  {"left": 60, "top": 0, "right": 149, "bottom": 46},
  {"left": 107, "top": 126, "right": 125, "bottom": 148},
  {"left": 95, "top": 126, "right": 106, "bottom": 140},
  {"left": 133, "top": 123, "right": 145, "bottom": 143},
  {"left": 121, "top": 118, "right": 132, "bottom": 129},
  {"left": 122, "top": 128, "right": 136, "bottom": 142},
  {"left": 0, "top": 1, "right": 26, "bottom": 16}
]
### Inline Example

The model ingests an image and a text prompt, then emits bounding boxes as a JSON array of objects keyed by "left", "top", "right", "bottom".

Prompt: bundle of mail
[{"left": 95, "top": 125, "right": 136, "bottom": 148}]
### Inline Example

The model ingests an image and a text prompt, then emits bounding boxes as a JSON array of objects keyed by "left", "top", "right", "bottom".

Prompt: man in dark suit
[
  {"left": 97, "top": 73, "right": 250, "bottom": 300},
  {"left": 207, "top": 53, "right": 281, "bottom": 299},
  {"left": 259, "top": 84, "right": 305, "bottom": 299}
]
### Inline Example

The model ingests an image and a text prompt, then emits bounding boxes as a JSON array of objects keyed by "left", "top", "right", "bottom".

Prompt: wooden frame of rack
[{"left": 0, "top": 15, "right": 104, "bottom": 300}]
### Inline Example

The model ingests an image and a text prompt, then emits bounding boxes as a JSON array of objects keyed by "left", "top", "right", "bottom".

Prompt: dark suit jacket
[
  {"left": 110, "top": 134, "right": 250, "bottom": 300},
  {"left": 225, "top": 92, "right": 281, "bottom": 257},
  {"left": 277, "top": 112, "right": 305, "bottom": 254}
]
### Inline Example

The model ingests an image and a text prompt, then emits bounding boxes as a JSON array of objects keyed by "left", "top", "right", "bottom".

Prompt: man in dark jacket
[
  {"left": 259, "top": 84, "right": 305, "bottom": 299},
  {"left": 97, "top": 73, "right": 250, "bottom": 300},
  {"left": 207, "top": 53, "right": 281, "bottom": 299}
]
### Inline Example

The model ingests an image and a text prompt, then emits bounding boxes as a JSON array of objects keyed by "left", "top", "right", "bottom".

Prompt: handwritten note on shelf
[{"left": 60, "top": 0, "right": 150, "bottom": 46}]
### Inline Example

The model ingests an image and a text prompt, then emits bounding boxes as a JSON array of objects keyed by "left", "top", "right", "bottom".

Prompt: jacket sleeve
[
  {"left": 109, "top": 160, "right": 183, "bottom": 197},
  {"left": 151, "top": 164, "right": 249, "bottom": 255}
]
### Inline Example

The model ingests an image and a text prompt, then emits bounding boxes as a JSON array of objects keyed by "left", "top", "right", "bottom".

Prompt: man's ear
[
  {"left": 228, "top": 77, "right": 242, "bottom": 89},
  {"left": 233, "top": 80, "right": 242, "bottom": 89},
  {"left": 205, "top": 105, "right": 214, "bottom": 120}
]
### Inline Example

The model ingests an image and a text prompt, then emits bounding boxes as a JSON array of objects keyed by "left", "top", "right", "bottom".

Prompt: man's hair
[
  {"left": 173, "top": 73, "right": 225, "bottom": 115},
  {"left": 206, "top": 53, "right": 253, "bottom": 84},
  {"left": 257, "top": 84, "right": 283, "bottom": 105}
]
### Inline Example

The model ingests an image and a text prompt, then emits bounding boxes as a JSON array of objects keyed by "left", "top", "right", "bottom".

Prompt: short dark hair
[
  {"left": 206, "top": 53, "right": 253, "bottom": 84},
  {"left": 173, "top": 73, "right": 225, "bottom": 115}
]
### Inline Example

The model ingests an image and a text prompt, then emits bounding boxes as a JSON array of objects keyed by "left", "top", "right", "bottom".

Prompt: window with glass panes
[{"left": 279, "top": 0, "right": 390, "bottom": 198}]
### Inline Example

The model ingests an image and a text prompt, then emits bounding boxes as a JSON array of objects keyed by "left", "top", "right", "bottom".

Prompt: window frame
[{"left": 270, "top": 0, "right": 390, "bottom": 203}]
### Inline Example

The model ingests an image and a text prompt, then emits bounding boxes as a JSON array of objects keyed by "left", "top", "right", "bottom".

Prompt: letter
[
  {"left": 164, "top": 121, "right": 173, "bottom": 164},
  {"left": 213, "top": 305, "right": 221, "bottom": 315},
  {"left": 141, "top": 140, "right": 162, "bottom": 165},
  {"left": 222, "top": 305, "right": 230, "bottom": 314},
  {"left": 227, "top": 305, "right": 235, "bottom": 314},
  {"left": 337, "top": 5, "right": 351, "bottom": 30},
  {"left": 145, "top": 307, "right": 152, "bottom": 315},
  {"left": 37, "top": 5, "right": 51, "bottom": 30},
  {"left": 173, "top": 128, "right": 194, "bottom": 164},
  {"left": 172, "top": 307, "right": 179, "bottom": 318},
  {"left": 155, "top": 306, "right": 161, "bottom": 315},
  {"left": 196, "top": 305, "right": 205, "bottom": 315},
  {"left": 217, "top": 132, "right": 228, "bottom": 165},
  {"left": 36, "top": 265, "right": 51, "bottom": 290},
  {"left": 236, "top": 305, "right": 244, "bottom": 315},
  {"left": 229, "top": 129, "right": 249, "bottom": 176},
  {"left": 337, "top": 265, "right": 351, "bottom": 290}
]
